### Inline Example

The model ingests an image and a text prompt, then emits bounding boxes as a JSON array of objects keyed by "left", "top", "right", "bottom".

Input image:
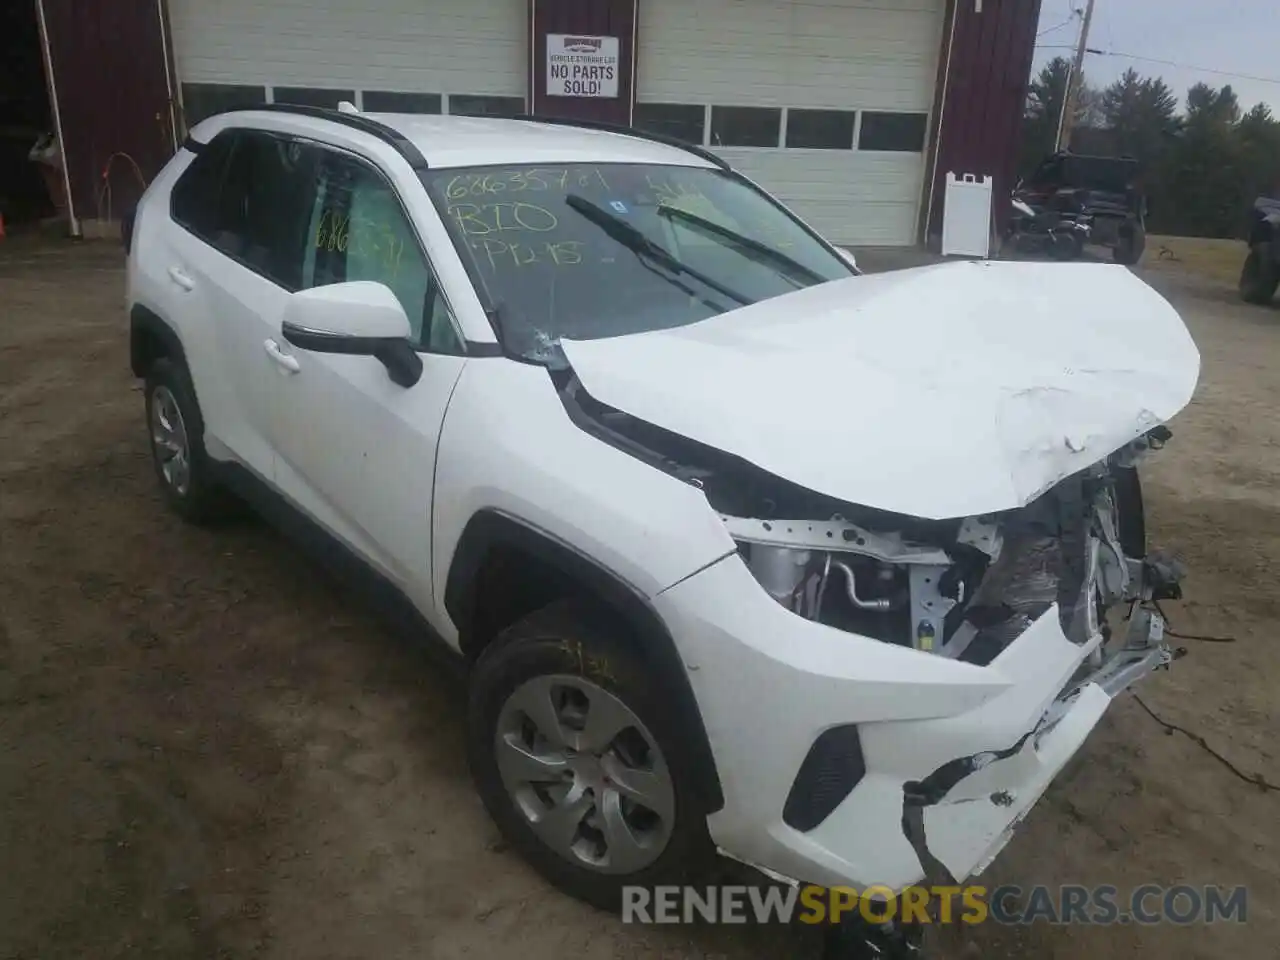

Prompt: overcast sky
[{"left": 1033, "top": 0, "right": 1279, "bottom": 114}]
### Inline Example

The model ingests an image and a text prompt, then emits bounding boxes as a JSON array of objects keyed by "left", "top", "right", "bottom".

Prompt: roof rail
[
  {"left": 511, "top": 114, "right": 729, "bottom": 170},
  {"left": 247, "top": 103, "right": 428, "bottom": 168}
]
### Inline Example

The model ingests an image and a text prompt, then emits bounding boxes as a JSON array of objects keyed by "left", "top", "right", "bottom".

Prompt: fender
[
  {"left": 445, "top": 508, "right": 725, "bottom": 813},
  {"left": 130, "top": 304, "right": 188, "bottom": 378}
]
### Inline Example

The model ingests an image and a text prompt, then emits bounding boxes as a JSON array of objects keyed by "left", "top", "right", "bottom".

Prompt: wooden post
[{"left": 1055, "top": 0, "right": 1095, "bottom": 152}]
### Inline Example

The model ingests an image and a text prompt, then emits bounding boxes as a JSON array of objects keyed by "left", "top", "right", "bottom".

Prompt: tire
[
  {"left": 467, "top": 600, "right": 712, "bottom": 911},
  {"left": 1112, "top": 225, "right": 1146, "bottom": 266},
  {"left": 1239, "top": 243, "right": 1279, "bottom": 305},
  {"left": 1049, "top": 230, "right": 1083, "bottom": 261},
  {"left": 144, "top": 357, "right": 233, "bottom": 524}
]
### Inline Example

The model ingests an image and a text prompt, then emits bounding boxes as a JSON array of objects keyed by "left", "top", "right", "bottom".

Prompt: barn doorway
[{"left": 0, "top": 1, "right": 62, "bottom": 231}]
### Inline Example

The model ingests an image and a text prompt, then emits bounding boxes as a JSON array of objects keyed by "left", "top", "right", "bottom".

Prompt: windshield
[{"left": 420, "top": 163, "right": 855, "bottom": 358}]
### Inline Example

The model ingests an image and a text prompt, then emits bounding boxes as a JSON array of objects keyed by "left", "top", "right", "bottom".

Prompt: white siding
[
  {"left": 168, "top": 0, "right": 526, "bottom": 97},
  {"left": 638, "top": 0, "right": 945, "bottom": 245}
]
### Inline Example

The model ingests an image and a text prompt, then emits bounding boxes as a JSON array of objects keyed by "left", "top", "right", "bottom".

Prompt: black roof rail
[
  {"left": 511, "top": 113, "right": 729, "bottom": 170},
  {"left": 244, "top": 103, "right": 428, "bottom": 168}
]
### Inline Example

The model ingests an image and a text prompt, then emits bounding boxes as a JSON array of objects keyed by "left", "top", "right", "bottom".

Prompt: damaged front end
[
  {"left": 714, "top": 430, "right": 1189, "bottom": 889},
  {"left": 727, "top": 427, "right": 1183, "bottom": 670},
  {"left": 556, "top": 343, "right": 1191, "bottom": 890},
  {"left": 559, "top": 364, "right": 1184, "bottom": 677},
  {"left": 546, "top": 259, "right": 1203, "bottom": 906}
]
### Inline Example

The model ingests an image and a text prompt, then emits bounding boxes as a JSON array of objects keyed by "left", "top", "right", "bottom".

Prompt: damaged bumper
[{"left": 654, "top": 554, "right": 1173, "bottom": 892}]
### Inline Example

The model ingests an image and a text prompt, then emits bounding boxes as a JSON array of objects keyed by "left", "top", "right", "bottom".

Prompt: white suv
[{"left": 126, "top": 106, "right": 1201, "bottom": 910}]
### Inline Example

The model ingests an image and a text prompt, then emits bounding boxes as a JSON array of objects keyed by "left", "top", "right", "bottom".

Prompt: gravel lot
[{"left": 1, "top": 239, "right": 1276, "bottom": 959}]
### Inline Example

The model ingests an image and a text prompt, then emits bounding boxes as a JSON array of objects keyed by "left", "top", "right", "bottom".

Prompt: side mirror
[
  {"left": 281, "top": 281, "right": 423, "bottom": 388},
  {"left": 835, "top": 246, "right": 859, "bottom": 271}
]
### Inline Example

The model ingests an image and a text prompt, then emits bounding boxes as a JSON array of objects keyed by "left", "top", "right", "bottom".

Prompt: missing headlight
[
  {"left": 725, "top": 460, "right": 1156, "bottom": 663},
  {"left": 727, "top": 514, "right": 993, "bottom": 655}
]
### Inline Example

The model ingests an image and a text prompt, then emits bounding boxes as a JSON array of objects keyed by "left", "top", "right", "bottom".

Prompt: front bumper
[{"left": 655, "top": 555, "right": 1171, "bottom": 891}]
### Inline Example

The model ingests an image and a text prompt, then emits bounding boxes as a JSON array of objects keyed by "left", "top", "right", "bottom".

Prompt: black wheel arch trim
[
  {"left": 130, "top": 304, "right": 189, "bottom": 379},
  {"left": 445, "top": 508, "right": 725, "bottom": 813}
]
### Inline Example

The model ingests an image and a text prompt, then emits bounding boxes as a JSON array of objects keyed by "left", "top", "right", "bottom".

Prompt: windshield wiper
[
  {"left": 564, "top": 193, "right": 754, "bottom": 307},
  {"left": 655, "top": 204, "right": 828, "bottom": 287}
]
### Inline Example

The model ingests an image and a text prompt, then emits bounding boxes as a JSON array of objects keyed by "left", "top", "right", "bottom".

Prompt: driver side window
[{"left": 302, "top": 151, "right": 463, "bottom": 354}]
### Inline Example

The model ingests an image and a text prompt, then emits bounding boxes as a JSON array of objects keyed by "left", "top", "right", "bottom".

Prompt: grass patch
[{"left": 1143, "top": 235, "right": 1247, "bottom": 286}]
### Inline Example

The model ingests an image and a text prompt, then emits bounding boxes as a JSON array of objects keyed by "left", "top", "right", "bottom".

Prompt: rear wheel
[
  {"left": 1049, "top": 230, "right": 1084, "bottom": 261},
  {"left": 1239, "top": 242, "right": 1279, "bottom": 304},
  {"left": 144, "top": 357, "right": 233, "bottom": 524},
  {"left": 467, "top": 600, "right": 710, "bottom": 911}
]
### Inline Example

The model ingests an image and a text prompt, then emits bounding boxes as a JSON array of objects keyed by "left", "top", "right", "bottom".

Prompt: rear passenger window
[
  {"left": 171, "top": 134, "right": 237, "bottom": 238},
  {"left": 171, "top": 129, "right": 319, "bottom": 290},
  {"left": 302, "top": 152, "right": 462, "bottom": 354}
]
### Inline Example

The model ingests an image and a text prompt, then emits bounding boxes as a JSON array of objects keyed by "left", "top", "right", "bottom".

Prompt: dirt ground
[{"left": 1, "top": 238, "right": 1277, "bottom": 959}]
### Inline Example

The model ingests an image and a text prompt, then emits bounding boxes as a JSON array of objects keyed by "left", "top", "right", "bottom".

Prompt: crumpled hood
[{"left": 559, "top": 260, "right": 1200, "bottom": 520}]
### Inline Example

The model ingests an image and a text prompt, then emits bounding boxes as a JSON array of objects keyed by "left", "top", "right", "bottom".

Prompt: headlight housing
[{"left": 725, "top": 514, "right": 1000, "bottom": 656}]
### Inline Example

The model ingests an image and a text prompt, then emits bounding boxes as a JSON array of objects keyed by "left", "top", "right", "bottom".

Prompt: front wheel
[
  {"left": 1239, "top": 242, "right": 1279, "bottom": 305},
  {"left": 466, "top": 601, "right": 710, "bottom": 911}
]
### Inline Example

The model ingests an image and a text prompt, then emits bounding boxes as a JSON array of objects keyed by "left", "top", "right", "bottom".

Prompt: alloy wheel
[{"left": 150, "top": 385, "right": 191, "bottom": 496}]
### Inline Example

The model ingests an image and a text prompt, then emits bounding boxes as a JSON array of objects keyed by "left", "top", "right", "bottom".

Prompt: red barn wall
[
  {"left": 38, "top": 0, "right": 177, "bottom": 232},
  {"left": 529, "top": 0, "right": 638, "bottom": 126},
  {"left": 923, "top": 0, "right": 1042, "bottom": 245}
]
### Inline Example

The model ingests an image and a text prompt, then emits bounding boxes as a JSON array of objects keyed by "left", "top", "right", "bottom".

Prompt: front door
[{"left": 266, "top": 147, "right": 468, "bottom": 606}]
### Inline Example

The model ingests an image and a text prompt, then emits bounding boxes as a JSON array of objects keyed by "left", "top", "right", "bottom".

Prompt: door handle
[
  {"left": 167, "top": 266, "right": 195, "bottom": 291},
  {"left": 263, "top": 338, "right": 301, "bottom": 374}
]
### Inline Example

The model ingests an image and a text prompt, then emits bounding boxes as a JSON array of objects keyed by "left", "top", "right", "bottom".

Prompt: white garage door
[
  {"left": 636, "top": 0, "right": 945, "bottom": 245},
  {"left": 168, "top": 0, "right": 527, "bottom": 126}
]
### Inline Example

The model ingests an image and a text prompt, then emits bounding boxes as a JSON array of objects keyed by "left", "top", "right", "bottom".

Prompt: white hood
[{"left": 560, "top": 260, "right": 1200, "bottom": 520}]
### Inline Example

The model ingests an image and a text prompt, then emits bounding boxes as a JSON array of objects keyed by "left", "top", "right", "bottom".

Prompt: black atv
[
  {"left": 1239, "top": 195, "right": 1280, "bottom": 305},
  {"left": 1017, "top": 151, "right": 1148, "bottom": 265}
]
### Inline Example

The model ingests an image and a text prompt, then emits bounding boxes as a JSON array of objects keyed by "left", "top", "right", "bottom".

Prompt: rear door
[{"left": 166, "top": 128, "right": 320, "bottom": 480}]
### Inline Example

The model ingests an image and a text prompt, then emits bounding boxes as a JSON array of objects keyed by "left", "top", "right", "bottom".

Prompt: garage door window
[
  {"left": 181, "top": 83, "right": 266, "bottom": 127},
  {"left": 448, "top": 95, "right": 525, "bottom": 117},
  {"left": 361, "top": 91, "right": 443, "bottom": 114},
  {"left": 710, "top": 107, "right": 781, "bottom": 148},
  {"left": 273, "top": 87, "right": 356, "bottom": 109},
  {"left": 634, "top": 103, "right": 706, "bottom": 146},
  {"left": 786, "top": 109, "right": 857, "bottom": 150},
  {"left": 858, "top": 112, "right": 928, "bottom": 153}
]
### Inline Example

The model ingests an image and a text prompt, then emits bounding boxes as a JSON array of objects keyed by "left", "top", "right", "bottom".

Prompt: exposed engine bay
[
  {"left": 729, "top": 427, "right": 1177, "bottom": 664},
  {"left": 556, "top": 367, "right": 1184, "bottom": 666}
]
